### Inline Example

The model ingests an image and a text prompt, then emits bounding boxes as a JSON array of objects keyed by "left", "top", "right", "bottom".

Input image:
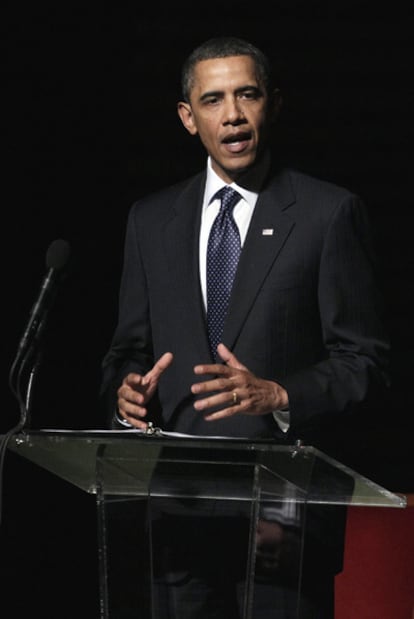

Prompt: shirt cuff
[
  {"left": 272, "top": 409, "right": 290, "bottom": 433},
  {"left": 115, "top": 410, "right": 133, "bottom": 427}
]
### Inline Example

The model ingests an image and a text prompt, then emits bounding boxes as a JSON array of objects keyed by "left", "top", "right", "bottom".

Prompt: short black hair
[{"left": 181, "top": 36, "right": 276, "bottom": 102}]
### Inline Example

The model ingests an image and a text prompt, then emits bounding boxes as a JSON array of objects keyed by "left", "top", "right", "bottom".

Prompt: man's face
[{"left": 178, "top": 55, "right": 280, "bottom": 183}]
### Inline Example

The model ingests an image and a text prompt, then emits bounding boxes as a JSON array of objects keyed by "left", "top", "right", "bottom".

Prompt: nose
[{"left": 223, "top": 96, "right": 245, "bottom": 124}]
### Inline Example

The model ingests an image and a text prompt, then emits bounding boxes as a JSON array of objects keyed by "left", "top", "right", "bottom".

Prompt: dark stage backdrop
[{"left": 1, "top": 3, "right": 413, "bottom": 617}]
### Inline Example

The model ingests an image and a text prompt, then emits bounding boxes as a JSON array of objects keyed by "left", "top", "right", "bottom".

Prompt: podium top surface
[{"left": 6, "top": 429, "right": 406, "bottom": 508}]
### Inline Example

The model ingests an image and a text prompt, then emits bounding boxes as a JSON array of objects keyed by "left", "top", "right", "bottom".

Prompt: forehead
[{"left": 191, "top": 55, "right": 260, "bottom": 96}]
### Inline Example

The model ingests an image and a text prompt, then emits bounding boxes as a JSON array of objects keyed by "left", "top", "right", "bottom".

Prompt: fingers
[
  {"left": 192, "top": 370, "right": 230, "bottom": 392},
  {"left": 142, "top": 352, "right": 174, "bottom": 385},
  {"left": 193, "top": 388, "right": 244, "bottom": 420},
  {"left": 191, "top": 358, "right": 245, "bottom": 419},
  {"left": 193, "top": 344, "right": 247, "bottom": 377},
  {"left": 118, "top": 402, "right": 148, "bottom": 429},
  {"left": 117, "top": 374, "right": 148, "bottom": 428},
  {"left": 119, "top": 373, "right": 145, "bottom": 403},
  {"left": 192, "top": 347, "right": 288, "bottom": 419},
  {"left": 217, "top": 343, "right": 248, "bottom": 371},
  {"left": 117, "top": 352, "right": 174, "bottom": 429}
]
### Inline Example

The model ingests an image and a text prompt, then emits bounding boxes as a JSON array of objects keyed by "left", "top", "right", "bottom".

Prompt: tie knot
[{"left": 213, "top": 186, "right": 242, "bottom": 213}]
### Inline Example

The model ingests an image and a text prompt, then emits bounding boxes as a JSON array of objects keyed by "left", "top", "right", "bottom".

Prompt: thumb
[
  {"left": 142, "top": 352, "right": 174, "bottom": 385},
  {"left": 217, "top": 343, "right": 247, "bottom": 371}
]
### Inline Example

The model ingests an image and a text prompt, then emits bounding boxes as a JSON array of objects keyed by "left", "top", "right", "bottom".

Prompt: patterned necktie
[{"left": 206, "top": 186, "right": 242, "bottom": 360}]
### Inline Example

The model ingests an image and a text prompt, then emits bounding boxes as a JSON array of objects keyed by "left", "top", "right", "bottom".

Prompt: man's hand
[
  {"left": 117, "top": 352, "right": 173, "bottom": 429},
  {"left": 191, "top": 344, "right": 288, "bottom": 421}
]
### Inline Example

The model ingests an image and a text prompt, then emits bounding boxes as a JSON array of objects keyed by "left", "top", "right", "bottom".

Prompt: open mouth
[
  {"left": 222, "top": 131, "right": 252, "bottom": 154},
  {"left": 222, "top": 131, "right": 252, "bottom": 145}
]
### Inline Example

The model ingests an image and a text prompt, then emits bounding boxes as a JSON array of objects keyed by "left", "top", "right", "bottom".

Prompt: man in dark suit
[{"left": 100, "top": 36, "right": 389, "bottom": 618}]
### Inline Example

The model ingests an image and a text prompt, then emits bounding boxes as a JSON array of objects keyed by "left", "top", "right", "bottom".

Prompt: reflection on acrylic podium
[{"left": 7, "top": 430, "right": 406, "bottom": 618}]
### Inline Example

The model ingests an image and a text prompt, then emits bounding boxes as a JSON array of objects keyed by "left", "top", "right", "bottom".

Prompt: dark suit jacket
[
  {"left": 100, "top": 162, "right": 390, "bottom": 580},
  {"left": 101, "top": 163, "right": 389, "bottom": 446}
]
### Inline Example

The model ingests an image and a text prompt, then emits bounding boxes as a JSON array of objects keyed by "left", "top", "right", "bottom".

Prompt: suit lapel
[
  {"left": 160, "top": 168, "right": 297, "bottom": 360},
  {"left": 223, "top": 169, "right": 296, "bottom": 350},
  {"left": 162, "top": 173, "right": 212, "bottom": 359}
]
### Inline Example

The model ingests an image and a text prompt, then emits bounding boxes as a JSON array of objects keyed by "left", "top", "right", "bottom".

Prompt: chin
[{"left": 227, "top": 160, "right": 255, "bottom": 178}]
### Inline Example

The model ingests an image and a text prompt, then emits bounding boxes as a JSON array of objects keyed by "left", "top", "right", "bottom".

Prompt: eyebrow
[{"left": 199, "top": 85, "right": 263, "bottom": 102}]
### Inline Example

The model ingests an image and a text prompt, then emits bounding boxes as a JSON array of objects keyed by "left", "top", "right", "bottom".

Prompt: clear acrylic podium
[{"left": 7, "top": 429, "right": 406, "bottom": 618}]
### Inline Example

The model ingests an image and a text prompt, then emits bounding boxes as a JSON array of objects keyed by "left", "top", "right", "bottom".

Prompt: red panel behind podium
[{"left": 335, "top": 497, "right": 414, "bottom": 619}]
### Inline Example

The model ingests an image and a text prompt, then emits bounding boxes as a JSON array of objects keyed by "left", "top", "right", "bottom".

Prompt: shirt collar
[{"left": 204, "top": 153, "right": 270, "bottom": 209}]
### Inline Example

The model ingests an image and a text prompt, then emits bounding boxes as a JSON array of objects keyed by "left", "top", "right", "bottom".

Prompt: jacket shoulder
[
  {"left": 285, "top": 167, "right": 360, "bottom": 202},
  {"left": 129, "top": 172, "right": 205, "bottom": 220}
]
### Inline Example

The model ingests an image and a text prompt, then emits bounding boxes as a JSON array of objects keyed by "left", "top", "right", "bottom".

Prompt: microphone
[{"left": 17, "top": 239, "right": 71, "bottom": 357}]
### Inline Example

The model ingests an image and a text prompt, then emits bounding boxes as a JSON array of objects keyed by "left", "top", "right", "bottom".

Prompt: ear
[
  {"left": 177, "top": 101, "right": 198, "bottom": 136},
  {"left": 269, "top": 89, "right": 283, "bottom": 123}
]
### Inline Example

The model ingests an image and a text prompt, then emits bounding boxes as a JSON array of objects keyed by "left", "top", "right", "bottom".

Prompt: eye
[
  {"left": 239, "top": 88, "right": 261, "bottom": 101},
  {"left": 201, "top": 92, "right": 223, "bottom": 106}
]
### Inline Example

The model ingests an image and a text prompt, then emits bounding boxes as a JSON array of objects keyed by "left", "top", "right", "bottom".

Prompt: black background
[{"left": 1, "top": 2, "right": 413, "bottom": 617}]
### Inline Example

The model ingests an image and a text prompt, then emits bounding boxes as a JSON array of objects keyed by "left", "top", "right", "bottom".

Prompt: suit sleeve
[
  {"left": 100, "top": 204, "right": 156, "bottom": 425},
  {"left": 282, "top": 195, "right": 390, "bottom": 433}
]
